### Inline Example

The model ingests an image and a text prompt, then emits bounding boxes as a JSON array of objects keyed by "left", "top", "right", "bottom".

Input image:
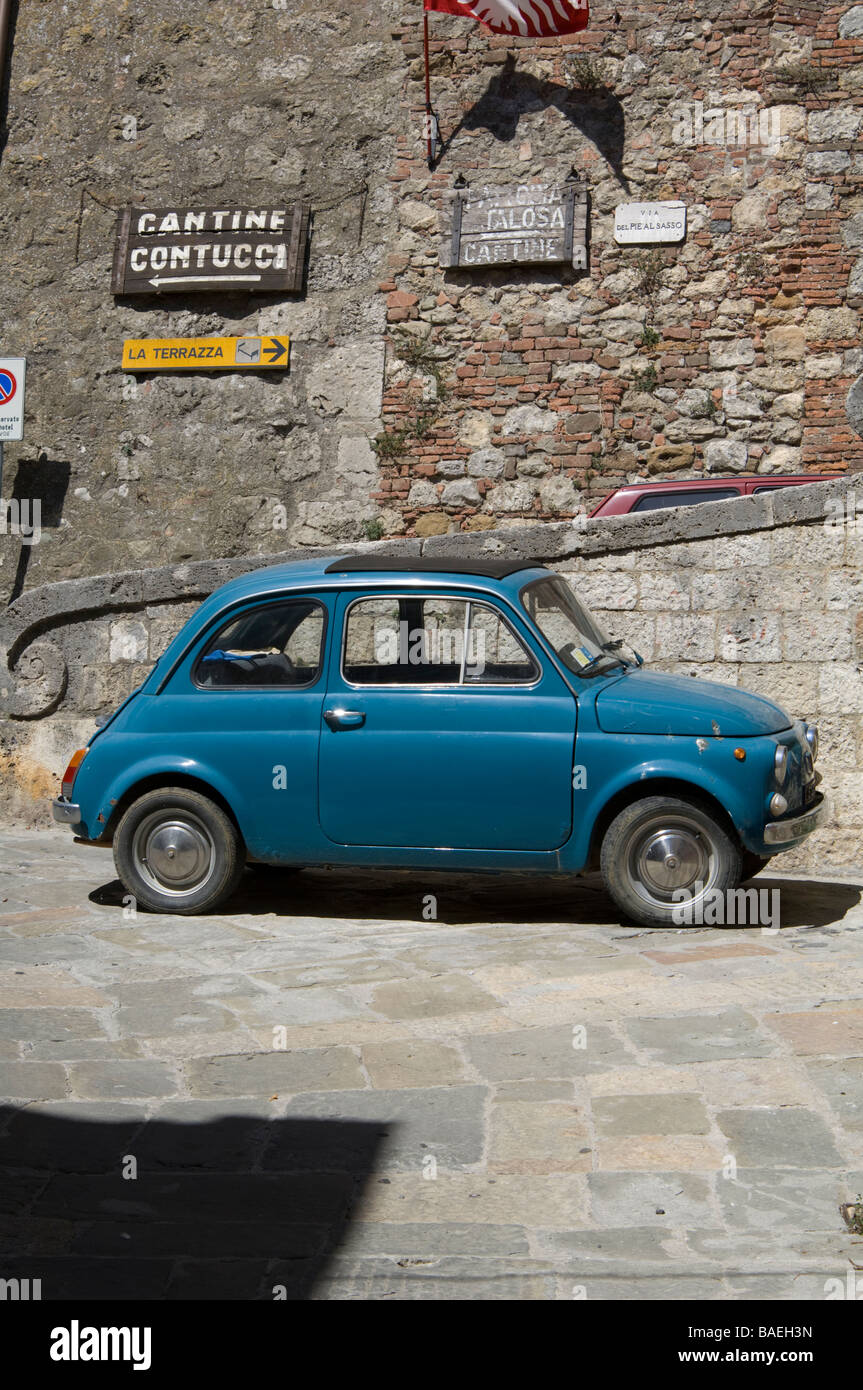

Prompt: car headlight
[
  {"left": 805, "top": 723, "right": 819, "bottom": 763},
  {"left": 774, "top": 744, "right": 788, "bottom": 786}
]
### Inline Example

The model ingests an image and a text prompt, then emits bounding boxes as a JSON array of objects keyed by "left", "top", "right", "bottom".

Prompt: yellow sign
[{"left": 122, "top": 335, "right": 290, "bottom": 371}]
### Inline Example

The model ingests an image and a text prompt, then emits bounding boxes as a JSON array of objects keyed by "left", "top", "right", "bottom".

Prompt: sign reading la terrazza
[
  {"left": 442, "top": 181, "right": 588, "bottom": 271},
  {"left": 111, "top": 205, "right": 310, "bottom": 295}
]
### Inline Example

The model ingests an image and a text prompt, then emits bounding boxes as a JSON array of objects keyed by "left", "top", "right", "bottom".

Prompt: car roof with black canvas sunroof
[{"left": 323, "top": 555, "right": 546, "bottom": 579}]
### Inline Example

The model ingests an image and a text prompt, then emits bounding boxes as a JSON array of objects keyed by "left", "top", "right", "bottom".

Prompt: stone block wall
[{"left": 0, "top": 0, "right": 405, "bottom": 591}]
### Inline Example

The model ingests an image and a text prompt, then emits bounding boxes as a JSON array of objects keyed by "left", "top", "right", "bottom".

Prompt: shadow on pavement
[
  {"left": 747, "top": 877, "right": 863, "bottom": 931},
  {"left": 89, "top": 869, "right": 863, "bottom": 931},
  {"left": 0, "top": 1105, "right": 385, "bottom": 1300},
  {"left": 90, "top": 868, "right": 621, "bottom": 925}
]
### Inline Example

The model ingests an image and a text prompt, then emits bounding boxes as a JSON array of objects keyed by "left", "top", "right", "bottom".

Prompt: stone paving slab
[{"left": 0, "top": 829, "right": 862, "bottom": 1300}]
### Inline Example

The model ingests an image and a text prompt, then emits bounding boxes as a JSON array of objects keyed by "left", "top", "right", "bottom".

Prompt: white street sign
[
  {"left": 0, "top": 357, "right": 26, "bottom": 442},
  {"left": 614, "top": 202, "right": 687, "bottom": 245}
]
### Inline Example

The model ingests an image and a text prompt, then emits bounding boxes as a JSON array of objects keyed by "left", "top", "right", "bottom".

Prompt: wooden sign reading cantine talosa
[
  {"left": 112, "top": 205, "right": 310, "bottom": 295},
  {"left": 440, "top": 180, "right": 588, "bottom": 271}
]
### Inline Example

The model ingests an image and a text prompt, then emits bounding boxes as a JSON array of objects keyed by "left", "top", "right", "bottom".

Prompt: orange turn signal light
[
  {"left": 61, "top": 748, "right": 88, "bottom": 800},
  {"left": 734, "top": 747, "right": 746, "bottom": 761}
]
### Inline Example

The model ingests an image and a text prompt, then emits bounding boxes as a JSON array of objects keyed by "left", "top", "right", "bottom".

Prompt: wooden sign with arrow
[
  {"left": 121, "top": 336, "right": 291, "bottom": 371},
  {"left": 112, "top": 205, "right": 310, "bottom": 295}
]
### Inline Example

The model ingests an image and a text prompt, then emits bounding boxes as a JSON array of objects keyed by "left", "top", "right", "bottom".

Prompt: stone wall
[
  {"left": 1, "top": 2, "right": 862, "bottom": 593},
  {"left": 1, "top": 477, "right": 859, "bottom": 875},
  {"left": 377, "top": 0, "right": 863, "bottom": 536},
  {"left": 0, "top": 0, "right": 405, "bottom": 591}
]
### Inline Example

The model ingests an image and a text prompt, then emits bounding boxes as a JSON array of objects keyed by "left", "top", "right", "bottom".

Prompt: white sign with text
[
  {"left": 0, "top": 358, "right": 26, "bottom": 442},
  {"left": 614, "top": 202, "right": 687, "bottom": 245}
]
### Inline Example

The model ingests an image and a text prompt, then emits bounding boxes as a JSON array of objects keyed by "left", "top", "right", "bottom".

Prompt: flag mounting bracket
[{"left": 423, "top": 10, "right": 439, "bottom": 169}]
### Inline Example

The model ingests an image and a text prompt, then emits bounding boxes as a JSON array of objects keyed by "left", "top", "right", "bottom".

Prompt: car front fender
[{"left": 567, "top": 737, "right": 769, "bottom": 867}]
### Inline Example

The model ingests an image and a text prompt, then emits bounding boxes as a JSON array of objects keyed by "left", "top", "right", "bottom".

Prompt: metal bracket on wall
[
  {"left": 563, "top": 183, "right": 576, "bottom": 263},
  {"left": 450, "top": 179, "right": 467, "bottom": 267}
]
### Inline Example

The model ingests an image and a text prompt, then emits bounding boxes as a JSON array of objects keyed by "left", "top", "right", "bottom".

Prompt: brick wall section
[{"left": 373, "top": 1, "right": 863, "bottom": 538}]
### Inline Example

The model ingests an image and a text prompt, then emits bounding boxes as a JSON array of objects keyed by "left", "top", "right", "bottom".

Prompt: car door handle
[{"left": 324, "top": 708, "right": 366, "bottom": 729}]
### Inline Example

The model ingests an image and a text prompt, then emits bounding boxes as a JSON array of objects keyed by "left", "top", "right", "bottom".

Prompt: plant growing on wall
[
  {"left": 410, "top": 412, "right": 438, "bottom": 440},
  {"left": 632, "top": 361, "right": 659, "bottom": 392},
  {"left": 372, "top": 427, "right": 411, "bottom": 460},
  {"left": 634, "top": 248, "right": 666, "bottom": 298},
  {"left": 393, "top": 330, "right": 451, "bottom": 402},
  {"left": 772, "top": 62, "right": 830, "bottom": 96},
  {"left": 627, "top": 250, "right": 669, "bottom": 348},
  {"left": 563, "top": 54, "right": 608, "bottom": 95}
]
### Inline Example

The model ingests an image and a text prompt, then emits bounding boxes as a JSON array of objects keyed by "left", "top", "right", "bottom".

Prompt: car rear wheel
[
  {"left": 600, "top": 795, "right": 741, "bottom": 928},
  {"left": 113, "top": 787, "right": 245, "bottom": 915}
]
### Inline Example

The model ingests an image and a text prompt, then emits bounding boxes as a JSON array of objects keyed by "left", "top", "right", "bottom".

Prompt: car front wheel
[
  {"left": 113, "top": 787, "right": 245, "bottom": 915},
  {"left": 740, "top": 850, "right": 774, "bottom": 882},
  {"left": 600, "top": 795, "right": 741, "bottom": 928}
]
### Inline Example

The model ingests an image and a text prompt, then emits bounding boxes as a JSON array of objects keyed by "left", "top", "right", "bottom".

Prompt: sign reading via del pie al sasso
[
  {"left": 441, "top": 180, "right": 588, "bottom": 271},
  {"left": 111, "top": 205, "right": 310, "bottom": 295}
]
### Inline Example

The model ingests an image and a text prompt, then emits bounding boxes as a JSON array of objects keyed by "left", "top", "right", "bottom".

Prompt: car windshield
[{"left": 521, "top": 575, "right": 626, "bottom": 677}]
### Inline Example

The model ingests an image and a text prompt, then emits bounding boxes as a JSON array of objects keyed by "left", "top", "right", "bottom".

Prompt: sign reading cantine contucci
[
  {"left": 112, "top": 205, "right": 310, "bottom": 295},
  {"left": 441, "top": 181, "right": 588, "bottom": 271}
]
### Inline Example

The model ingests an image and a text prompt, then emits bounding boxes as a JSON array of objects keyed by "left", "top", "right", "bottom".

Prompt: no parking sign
[{"left": 0, "top": 357, "right": 26, "bottom": 442}]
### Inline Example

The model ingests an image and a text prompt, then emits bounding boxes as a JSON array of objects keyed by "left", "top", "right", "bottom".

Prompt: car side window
[
  {"left": 343, "top": 596, "right": 465, "bottom": 685},
  {"left": 464, "top": 603, "right": 539, "bottom": 684},
  {"left": 632, "top": 488, "right": 740, "bottom": 512},
  {"left": 194, "top": 599, "right": 326, "bottom": 688},
  {"left": 342, "top": 596, "right": 537, "bottom": 686}
]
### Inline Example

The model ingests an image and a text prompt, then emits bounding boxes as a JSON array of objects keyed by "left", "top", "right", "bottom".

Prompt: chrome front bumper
[
  {"left": 764, "top": 792, "right": 831, "bottom": 846},
  {"left": 52, "top": 797, "right": 81, "bottom": 826}
]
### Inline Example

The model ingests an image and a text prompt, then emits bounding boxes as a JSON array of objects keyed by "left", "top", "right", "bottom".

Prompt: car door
[
  {"left": 154, "top": 594, "right": 331, "bottom": 860},
  {"left": 318, "top": 589, "right": 576, "bottom": 851}
]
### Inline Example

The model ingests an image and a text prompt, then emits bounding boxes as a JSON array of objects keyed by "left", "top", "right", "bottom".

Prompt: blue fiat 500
[{"left": 52, "top": 555, "right": 828, "bottom": 927}]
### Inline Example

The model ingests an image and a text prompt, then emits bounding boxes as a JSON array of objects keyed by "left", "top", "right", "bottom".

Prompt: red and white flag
[{"left": 424, "top": 0, "right": 589, "bottom": 39}]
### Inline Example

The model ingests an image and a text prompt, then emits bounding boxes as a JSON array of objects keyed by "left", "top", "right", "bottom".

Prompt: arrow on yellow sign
[{"left": 122, "top": 336, "right": 291, "bottom": 371}]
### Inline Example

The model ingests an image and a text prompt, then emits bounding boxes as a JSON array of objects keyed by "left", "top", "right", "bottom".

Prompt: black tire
[
  {"left": 740, "top": 850, "right": 774, "bottom": 882},
  {"left": 600, "top": 795, "right": 742, "bottom": 928},
  {"left": 113, "top": 787, "right": 245, "bottom": 915}
]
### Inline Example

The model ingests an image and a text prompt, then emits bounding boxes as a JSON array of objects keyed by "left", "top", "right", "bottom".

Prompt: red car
[{"left": 589, "top": 473, "right": 841, "bottom": 518}]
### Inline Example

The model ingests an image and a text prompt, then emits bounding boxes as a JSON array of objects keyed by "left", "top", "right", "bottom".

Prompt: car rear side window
[
  {"left": 342, "top": 596, "right": 538, "bottom": 686},
  {"left": 194, "top": 599, "right": 326, "bottom": 688},
  {"left": 631, "top": 488, "right": 740, "bottom": 512}
]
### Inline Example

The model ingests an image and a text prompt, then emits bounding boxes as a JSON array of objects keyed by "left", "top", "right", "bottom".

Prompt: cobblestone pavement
[{"left": 1, "top": 829, "right": 862, "bottom": 1301}]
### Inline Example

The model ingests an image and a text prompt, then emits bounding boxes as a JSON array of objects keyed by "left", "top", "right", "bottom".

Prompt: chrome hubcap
[
  {"left": 133, "top": 811, "right": 216, "bottom": 898},
  {"left": 626, "top": 815, "right": 716, "bottom": 908}
]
